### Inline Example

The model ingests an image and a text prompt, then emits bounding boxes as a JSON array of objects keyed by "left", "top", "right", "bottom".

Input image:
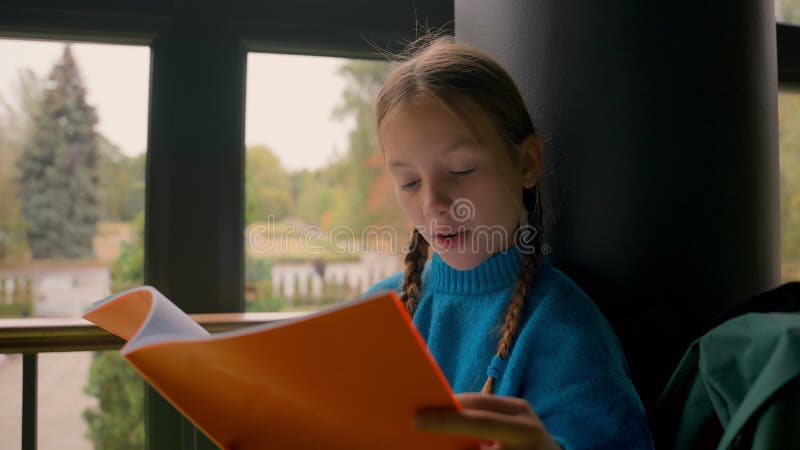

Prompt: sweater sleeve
[
  {"left": 360, "top": 271, "right": 403, "bottom": 299},
  {"left": 515, "top": 281, "right": 654, "bottom": 450}
]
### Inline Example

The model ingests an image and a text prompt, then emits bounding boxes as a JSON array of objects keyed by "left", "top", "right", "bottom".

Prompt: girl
[{"left": 363, "top": 36, "right": 654, "bottom": 450}]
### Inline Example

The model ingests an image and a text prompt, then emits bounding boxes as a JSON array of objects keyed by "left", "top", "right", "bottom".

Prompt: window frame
[{"left": 0, "top": 3, "right": 452, "bottom": 449}]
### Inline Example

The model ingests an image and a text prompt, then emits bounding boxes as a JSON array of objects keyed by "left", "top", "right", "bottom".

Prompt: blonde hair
[{"left": 376, "top": 36, "right": 548, "bottom": 394}]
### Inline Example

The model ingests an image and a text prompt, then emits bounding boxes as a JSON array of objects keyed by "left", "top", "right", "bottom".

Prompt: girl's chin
[{"left": 435, "top": 251, "right": 488, "bottom": 271}]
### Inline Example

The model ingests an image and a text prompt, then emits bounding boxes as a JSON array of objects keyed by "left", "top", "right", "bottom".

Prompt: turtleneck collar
[{"left": 425, "top": 246, "right": 551, "bottom": 295}]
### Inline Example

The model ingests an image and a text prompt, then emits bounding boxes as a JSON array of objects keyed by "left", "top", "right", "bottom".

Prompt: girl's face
[{"left": 380, "top": 98, "right": 542, "bottom": 270}]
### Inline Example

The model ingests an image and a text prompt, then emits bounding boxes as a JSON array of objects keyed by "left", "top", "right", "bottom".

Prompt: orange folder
[{"left": 83, "top": 286, "right": 477, "bottom": 450}]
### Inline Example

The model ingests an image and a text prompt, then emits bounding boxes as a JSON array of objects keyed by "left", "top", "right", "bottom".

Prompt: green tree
[
  {"left": 108, "top": 212, "right": 145, "bottom": 292},
  {"left": 0, "top": 121, "right": 28, "bottom": 262},
  {"left": 778, "top": 0, "right": 800, "bottom": 24},
  {"left": 0, "top": 67, "right": 43, "bottom": 140},
  {"left": 294, "top": 175, "right": 339, "bottom": 224},
  {"left": 97, "top": 134, "right": 145, "bottom": 221},
  {"left": 779, "top": 92, "right": 800, "bottom": 267},
  {"left": 17, "top": 45, "right": 101, "bottom": 259},
  {"left": 246, "top": 145, "right": 292, "bottom": 224},
  {"left": 333, "top": 60, "right": 391, "bottom": 162},
  {"left": 0, "top": 68, "right": 42, "bottom": 263}
]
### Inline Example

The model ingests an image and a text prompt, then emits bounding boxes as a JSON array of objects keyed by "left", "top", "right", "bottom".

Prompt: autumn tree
[{"left": 331, "top": 60, "right": 407, "bottom": 234}]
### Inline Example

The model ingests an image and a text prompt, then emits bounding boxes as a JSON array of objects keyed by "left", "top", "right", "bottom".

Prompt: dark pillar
[
  {"left": 145, "top": 21, "right": 246, "bottom": 450},
  {"left": 456, "top": 0, "right": 780, "bottom": 415},
  {"left": 146, "top": 27, "right": 245, "bottom": 313}
]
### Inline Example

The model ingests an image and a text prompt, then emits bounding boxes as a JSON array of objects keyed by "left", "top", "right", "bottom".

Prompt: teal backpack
[{"left": 655, "top": 283, "right": 800, "bottom": 450}]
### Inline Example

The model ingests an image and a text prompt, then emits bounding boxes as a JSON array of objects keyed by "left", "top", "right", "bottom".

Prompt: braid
[
  {"left": 400, "top": 229, "right": 429, "bottom": 316},
  {"left": 481, "top": 190, "right": 543, "bottom": 394}
]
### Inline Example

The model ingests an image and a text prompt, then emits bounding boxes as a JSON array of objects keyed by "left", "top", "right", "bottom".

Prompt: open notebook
[{"left": 82, "top": 286, "right": 476, "bottom": 450}]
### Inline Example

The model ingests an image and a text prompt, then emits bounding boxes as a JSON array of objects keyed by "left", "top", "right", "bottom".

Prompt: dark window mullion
[
  {"left": 22, "top": 354, "right": 37, "bottom": 450},
  {"left": 145, "top": 25, "right": 246, "bottom": 450}
]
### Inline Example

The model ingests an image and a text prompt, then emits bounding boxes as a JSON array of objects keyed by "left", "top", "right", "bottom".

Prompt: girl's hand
[{"left": 414, "top": 393, "right": 562, "bottom": 450}]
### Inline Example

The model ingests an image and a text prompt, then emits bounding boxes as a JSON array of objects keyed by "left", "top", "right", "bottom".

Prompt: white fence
[{"left": 271, "top": 252, "right": 401, "bottom": 305}]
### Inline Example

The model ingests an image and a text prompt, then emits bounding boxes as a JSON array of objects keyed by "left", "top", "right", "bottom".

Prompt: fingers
[
  {"left": 455, "top": 393, "right": 535, "bottom": 417},
  {"left": 462, "top": 440, "right": 500, "bottom": 450},
  {"left": 416, "top": 394, "right": 556, "bottom": 449},
  {"left": 414, "top": 407, "right": 544, "bottom": 446}
]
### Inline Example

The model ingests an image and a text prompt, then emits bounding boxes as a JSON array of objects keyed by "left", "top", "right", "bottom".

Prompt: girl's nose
[{"left": 422, "top": 184, "right": 451, "bottom": 218}]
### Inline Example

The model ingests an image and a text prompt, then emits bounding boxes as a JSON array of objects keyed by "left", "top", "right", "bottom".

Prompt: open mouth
[{"left": 434, "top": 229, "right": 469, "bottom": 249}]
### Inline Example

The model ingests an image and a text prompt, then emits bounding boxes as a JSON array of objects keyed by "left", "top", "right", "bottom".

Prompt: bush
[
  {"left": 0, "top": 302, "right": 31, "bottom": 317},
  {"left": 83, "top": 352, "right": 144, "bottom": 450},
  {"left": 246, "top": 295, "right": 284, "bottom": 312},
  {"left": 83, "top": 211, "right": 145, "bottom": 448}
]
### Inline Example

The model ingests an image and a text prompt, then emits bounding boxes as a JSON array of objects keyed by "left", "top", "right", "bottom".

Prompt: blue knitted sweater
[{"left": 363, "top": 247, "right": 654, "bottom": 449}]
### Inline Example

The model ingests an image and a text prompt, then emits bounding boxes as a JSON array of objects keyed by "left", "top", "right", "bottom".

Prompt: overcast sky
[{"left": 0, "top": 38, "right": 353, "bottom": 171}]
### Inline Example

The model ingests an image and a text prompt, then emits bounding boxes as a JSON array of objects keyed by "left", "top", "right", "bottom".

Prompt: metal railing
[{"left": 0, "top": 311, "right": 306, "bottom": 450}]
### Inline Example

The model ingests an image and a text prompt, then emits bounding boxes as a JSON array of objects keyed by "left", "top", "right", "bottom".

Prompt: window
[
  {"left": 0, "top": 353, "right": 21, "bottom": 447},
  {"left": 779, "top": 90, "right": 800, "bottom": 282},
  {"left": 0, "top": 38, "right": 148, "bottom": 449},
  {"left": 777, "top": 0, "right": 800, "bottom": 26},
  {"left": 244, "top": 53, "right": 408, "bottom": 312}
]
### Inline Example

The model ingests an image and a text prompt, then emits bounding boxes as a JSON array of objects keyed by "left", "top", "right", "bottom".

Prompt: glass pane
[
  {"left": 777, "top": 0, "right": 800, "bottom": 25},
  {"left": 779, "top": 90, "right": 800, "bottom": 282},
  {"left": 37, "top": 351, "right": 145, "bottom": 450},
  {"left": 244, "top": 53, "right": 407, "bottom": 312},
  {"left": 0, "top": 38, "right": 148, "bottom": 449},
  {"left": 0, "top": 354, "right": 22, "bottom": 450}
]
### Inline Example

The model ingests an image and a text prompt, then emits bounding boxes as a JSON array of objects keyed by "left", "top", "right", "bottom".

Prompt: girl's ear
[{"left": 519, "top": 134, "right": 544, "bottom": 188}]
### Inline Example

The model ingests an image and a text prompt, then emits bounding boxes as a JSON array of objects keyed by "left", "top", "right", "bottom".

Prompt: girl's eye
[
  {"left": 400, "top": 179, "right": 420, "bottom": 190},
  {"left": 450, "top": 168, "right": 475, "bottom": 176}
]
